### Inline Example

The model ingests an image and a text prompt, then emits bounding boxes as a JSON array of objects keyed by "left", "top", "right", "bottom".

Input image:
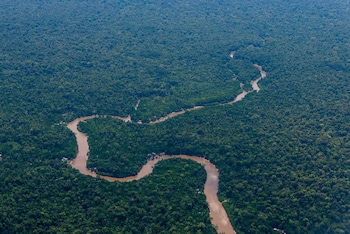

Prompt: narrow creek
[{"left": 67, "top": 64, "right": 266, "bottom": 234}]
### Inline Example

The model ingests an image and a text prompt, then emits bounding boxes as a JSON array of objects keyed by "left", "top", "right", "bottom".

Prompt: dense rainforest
[{"left": 0, "top": 0, "right": 349, "bottom": 233}]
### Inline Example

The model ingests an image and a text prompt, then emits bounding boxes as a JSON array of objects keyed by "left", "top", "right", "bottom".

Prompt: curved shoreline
[
  {"left": 148, "top": 64, "right": 266, "bottom": 123},
  {"left": 67, "top": 117, "right": 235, "bottom": 234},
  {"left": 67, "top": 64, "right": 266, "bottom": 234}
]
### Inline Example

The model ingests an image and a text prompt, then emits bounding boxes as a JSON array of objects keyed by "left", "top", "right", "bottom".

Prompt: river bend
[{"left": 67, "top": 64, "right": 266, "bottom": 234}]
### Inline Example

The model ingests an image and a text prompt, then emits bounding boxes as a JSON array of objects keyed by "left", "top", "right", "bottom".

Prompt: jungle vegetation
[{"left": 0, "top": 0, "right": 349, "bottom": 233}]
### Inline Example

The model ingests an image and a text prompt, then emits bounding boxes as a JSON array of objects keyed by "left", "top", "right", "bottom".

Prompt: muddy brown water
[
  {"left": 67, "top": 118, "right": 235, "bottom": 234},
  {"left": 67, "top": 64, "right": 266, "bottom": 234}
]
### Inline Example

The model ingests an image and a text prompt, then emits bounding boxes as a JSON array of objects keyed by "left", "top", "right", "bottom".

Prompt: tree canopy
[{"left": 0, "top": 0, "right": 349, "bottom": 233}]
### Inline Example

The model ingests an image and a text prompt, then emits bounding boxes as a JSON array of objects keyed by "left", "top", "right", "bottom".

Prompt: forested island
[{"left": 0, "top": 0, "right": 349, "bottom": 233}]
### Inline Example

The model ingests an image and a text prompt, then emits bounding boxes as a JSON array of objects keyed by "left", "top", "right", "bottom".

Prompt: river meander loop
[{"left": 67, "top": 64, "right": 266, "bottom": 234}]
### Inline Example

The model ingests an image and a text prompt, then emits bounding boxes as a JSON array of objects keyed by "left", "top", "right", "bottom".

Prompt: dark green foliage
[
  {"left": 0, "top": 159, "right": 213, "bottom": 233},
  {"left": 0, "top": 0, "right": 350, "bottom": 233}
]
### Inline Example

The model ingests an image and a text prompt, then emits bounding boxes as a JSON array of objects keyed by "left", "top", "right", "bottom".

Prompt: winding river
[{"left": 67, "top": 64, "right": 266, "bottom": 234}]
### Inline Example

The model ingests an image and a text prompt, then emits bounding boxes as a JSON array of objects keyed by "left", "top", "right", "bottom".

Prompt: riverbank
[{"left": 67, "top": 63, "right": 266, "bottom": 234}]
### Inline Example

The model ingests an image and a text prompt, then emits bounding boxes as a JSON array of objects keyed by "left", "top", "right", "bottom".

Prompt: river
[
  {"left": 67, "top": 64, "right": 266, "bottom": 234},
  {"left": 67, "top": 117, "right": 235, "bottom": 233}
]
